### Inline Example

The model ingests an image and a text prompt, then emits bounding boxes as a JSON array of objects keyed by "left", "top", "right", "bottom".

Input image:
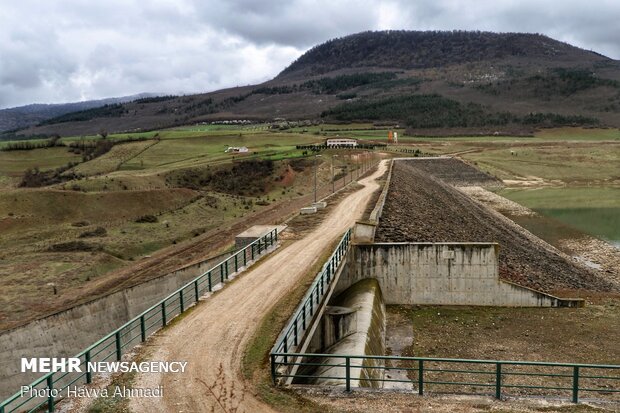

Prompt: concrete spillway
[{"left": 298, "top": 278, "right": 386, "bottom": 388}]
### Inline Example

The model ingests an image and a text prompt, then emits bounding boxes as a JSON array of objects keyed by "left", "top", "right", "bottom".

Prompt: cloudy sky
[{"left": 1, "top": 0, "right": 619, "bottom": 109}]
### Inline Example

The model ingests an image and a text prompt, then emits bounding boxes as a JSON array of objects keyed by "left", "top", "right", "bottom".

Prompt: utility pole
[
  {"left": 314, "top": 154, "right": 322, "bottom": 203},
  {"left": 332, "top": 155, "right": 338, "bottom": 193}
]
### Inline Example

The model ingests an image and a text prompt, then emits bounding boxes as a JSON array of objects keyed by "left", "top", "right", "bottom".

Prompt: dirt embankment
[
  {"left": 375, "top": 161, "right": 617, "bottom": 294},
  {"left": 401, "top": 157, "right": 503, "bottom": 187}
]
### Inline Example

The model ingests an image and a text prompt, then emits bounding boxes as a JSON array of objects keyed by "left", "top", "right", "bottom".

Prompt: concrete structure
[
  {"left": 304, "top": 279, "right": 386, "bottom": 388},
  {"left": 0, "top": 234, "right": 283, "bottom": 399},
  {"left": 0, "top": 250, "right": 241, "bottom": 398},
  {"left": 300, "top": 206, "right": 317, "bottom": 214},
  {"left": 326, "top": 138, "right": 358, "bottom": 147},
  {"left": 224, "top": 146, "right": 249, "bottom": 153},
  {"left": 337, "top": 243, "right": 582, "bottom": 307},
  {"left": 235, "top": 225, "right": 283, "bottom": 249},
  {"left": 352, "top": 221, "right": 377, "bottom": 244},
  {"left": 352, "top": 159, "right": 392, "bottom": 244}
]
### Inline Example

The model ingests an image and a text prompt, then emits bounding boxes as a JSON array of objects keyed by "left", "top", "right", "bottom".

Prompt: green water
[
  {"left": 500, "top": 187, "right": 620, "bottom": 247},
  {"left": 535, "top": 207, "right": 620, "bottom": 247}
]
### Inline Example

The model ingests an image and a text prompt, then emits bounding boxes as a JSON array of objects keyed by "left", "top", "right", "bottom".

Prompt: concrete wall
[
  {"left": 304, "top": 279, "right": 386, "bottom": 388},
  {"left": 0, "top": 251, "right": 235, "bottom": 399},
  {"left": 338, "top": 243, "right": 580, "bottom": 307}
]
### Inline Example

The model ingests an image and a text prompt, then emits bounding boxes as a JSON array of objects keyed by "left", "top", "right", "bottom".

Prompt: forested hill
[
  {"left": 6, "top": 30, "right": 620, "bottom": 137},
  {"left": 0, "top": 93, "right": 157, "bottom": 133},
  {"left": 279, "top": 30, "right": 610, "bottom": 78}
]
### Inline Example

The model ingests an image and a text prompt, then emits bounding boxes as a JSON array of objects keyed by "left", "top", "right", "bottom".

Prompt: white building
[
  {"left": 325, "top": 138, "right": 358, "bottom": 147},
  {"left": 225, "top": 146, "right": 249, "bottom": 153}
]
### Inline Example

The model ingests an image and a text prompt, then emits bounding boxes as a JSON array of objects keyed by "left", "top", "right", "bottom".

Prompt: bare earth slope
[
  {"left": 375, "top": 161, "right": 617, "bottom": 294},
  {"left": 129, "top": 161, "right": 388, "bottom": 413}
]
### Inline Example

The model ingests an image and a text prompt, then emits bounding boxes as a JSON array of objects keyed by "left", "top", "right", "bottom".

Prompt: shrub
[
  {"left": 49, "top": 241, "right": 99, "bottom": 252},
  {"left": 135, "top": 215, "right": 158, "bottom": 223},
  {"left": 79, "top": 227, "right": 107, "bottom": 238}
]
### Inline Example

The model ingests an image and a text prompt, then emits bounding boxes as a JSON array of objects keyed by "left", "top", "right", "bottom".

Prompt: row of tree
[{"left": 252, "top": 72, "right": 400, "bottom": 96}]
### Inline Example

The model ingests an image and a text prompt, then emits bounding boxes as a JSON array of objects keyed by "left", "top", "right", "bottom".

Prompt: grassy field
[
  {"left": 391, "top": 301, "right": 620, "bottom": 365},
  {"left": 500, "top": 187, "right": 620, "bottom": 209},
  {"left": 0, "top": 124, "right": 617, "bottom": 330},
  {"left": 0, "top": 125, "right": 376, "bottom": 329},
  {"left": 0, "top": 146, "right": 81, "bottom": 176},
  {"left": 462, "top": 144, "right": 620, "bottom": 183}
]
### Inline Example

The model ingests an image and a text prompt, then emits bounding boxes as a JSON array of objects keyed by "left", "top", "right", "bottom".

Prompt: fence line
[
  {"left": 271, "top": 353, "right": 620, "bottom": 404},
  {"left": 271, "top": 229, "right": 352, "bottom": 370},
  {"left": 268, "top": 229, "right": 620, "bottom": 405},
  {"left": 0, "top": 229, "right": 278, "bottom": 413}
]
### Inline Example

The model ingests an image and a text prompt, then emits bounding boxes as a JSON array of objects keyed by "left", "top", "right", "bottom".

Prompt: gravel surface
[
  {"left": 401, "top": 157, "right": 502, "bottom": 187},
  {"left": 375, "top": 161, "right": 617, "bottom": 293},
  {"left": 296, "top": 386, "right": 618, "bottom": 412},
  {"left": 128, "top": 162, "right": 389, "bottom": 413}
]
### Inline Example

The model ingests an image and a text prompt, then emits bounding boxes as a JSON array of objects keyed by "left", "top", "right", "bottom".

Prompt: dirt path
[{"left": 129, "top": 160, "right": 388, "bottom": 413}]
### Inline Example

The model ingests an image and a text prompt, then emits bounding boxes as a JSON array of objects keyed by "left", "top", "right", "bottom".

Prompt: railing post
[
  {"left": 208, "top": 271, "right": 213, "bottom": 292},
  {"left": 302, "top": 305, "right": 306, "bottom": 330},
  {"left": 275, "top": 229, "right": 278, "bottom": 242},
  {"left": 140, "top": 315, "right": 146, "bottom": 342},
  {"left": 283, "top": 338, "right": 288, "bottom": 365},
  {"left": 270, "top": 353, "right": 277, "bottom": 384},
  {"left": 251, "top": 244, "right": 255, "bottom": 260},
  {"left": 194, "top": 280, "right": 199, "bottom": 302},
  {"left": 345, "top": 357, "right": 351, "bottom": 392},
  {"left": 161, "top": 302, "right": 167, "bottom": 326},
  {"left": 47, "top": 375, "right": 54, "bottom": 412},
  {"left": 220, "top": 263, "right": 224, "bottom": 283},
  {"left": 294, "top": 319, "right": 298, "bottom": 346},
  {"left": 234, "top": 254, "right": 238, "bottom": 272},
  {"left": 115, "top": 331, "right": 122, "bottom": 361},
  {"left": 85, "top": 351, "right": 92, "bottom": 384},
  {"left": 495, "top": 363, "right": 502, "bottom": 400},
  {"left": 418, "top": 360, "right": 424, "bottom": 395},
  {"left": 179, "top": 290, "right": 185, "bottom": 313},
  {"left": 225, "top": 260, "right": 229, "bottom": 280},
  {"left": 572, "top": 366, "right": 579, "bottom": 403},
  {"left": 244, "top": 247, "right": 248, "bottom": 266}
]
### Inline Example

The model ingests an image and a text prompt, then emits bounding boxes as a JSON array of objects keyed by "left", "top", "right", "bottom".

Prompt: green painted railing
[
  {"left": 0, "top": 229, "right": 278, "bottom": 413},
  {"left": 271, "top": 353, "right": 620, "bottom": 404},
  {"left": 271, "top": 229, "right": 352, "bottom": 362},
  {"left": 268, "top": 228, "right": 619, "bottom": 404}
]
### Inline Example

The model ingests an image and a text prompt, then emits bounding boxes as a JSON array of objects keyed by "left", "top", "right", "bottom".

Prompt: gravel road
[{"left": 129, "top": 161, "right": 388, "bottom": 413}]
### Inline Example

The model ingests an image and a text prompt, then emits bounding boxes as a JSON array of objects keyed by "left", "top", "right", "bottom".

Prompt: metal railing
[
  {"left": 271, "top": 353, "right": 620, "bottom": 404},
  {"left": 271, "top": 229, "right": 352, "bottom": 366},
  {"left": 267, "top": 227, "right": 619, "bottom": 405},
  {"left": 1, "top": 229, "right": 278, "bottom": 413}
]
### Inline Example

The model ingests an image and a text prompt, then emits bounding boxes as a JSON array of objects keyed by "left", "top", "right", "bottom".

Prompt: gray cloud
[{"left": 0, "top": 0, "right": 618, "bottom": 108}]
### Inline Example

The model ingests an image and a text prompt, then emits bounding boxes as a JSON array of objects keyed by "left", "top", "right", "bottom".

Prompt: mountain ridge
[
  {"left": 278, "top": 30, "right": 611, "bottom": 79},
  {"left": 0, "top": 93, "right": 158, "bottom": 133},
  {"left": 4, "top": 30, "right": 620, "bottom": 137}
]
